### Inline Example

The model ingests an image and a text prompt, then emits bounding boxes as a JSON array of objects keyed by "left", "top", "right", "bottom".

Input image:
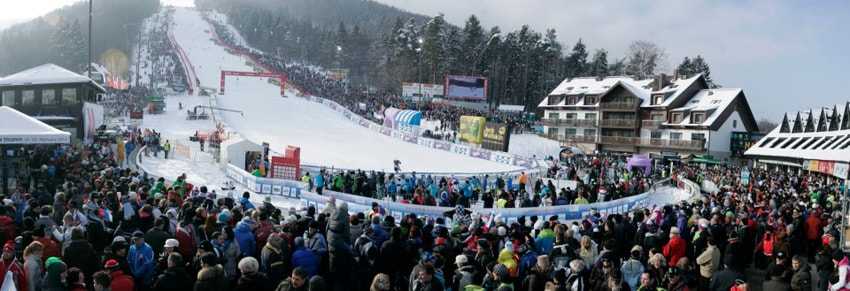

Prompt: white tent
[{"left": 0, "top": 106, "right": 71, "bottom": 144}]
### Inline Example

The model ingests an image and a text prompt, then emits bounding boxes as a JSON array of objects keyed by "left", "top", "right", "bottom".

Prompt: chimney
[{"left": 654, "top": 74, "right": 669, "bottom": 91}]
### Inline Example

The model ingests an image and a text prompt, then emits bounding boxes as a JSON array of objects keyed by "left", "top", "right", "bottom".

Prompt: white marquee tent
[{"left": 0, "top": 106, "right": 71, "bottom": 144}]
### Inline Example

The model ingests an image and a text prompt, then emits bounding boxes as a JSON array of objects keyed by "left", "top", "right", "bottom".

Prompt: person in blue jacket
[
  {"left": 291, "top": 237, "right": 319, "bottom": 278},
  {"left": 314, "top": 170, "right": 325, "bottom": 195},
  {"left": 234, "top": 217, "right": 257, "bottom": 257},
  {"left": 128, "top": 231, "right": 155, "bottom": 287},
  {"left": 240, "top": 192, "right": 256, "bottom": 210}
]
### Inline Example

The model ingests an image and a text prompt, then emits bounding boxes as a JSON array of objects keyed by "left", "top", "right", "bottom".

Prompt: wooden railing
[
  {"left": 600, "top": 102, "right": 637, "bottom": 110},
  {"left": 641, "top": 120, "right": 665, "bottom": 128},
  {"left": 597, "top": 136, "right": 706, "bottom": 150}
]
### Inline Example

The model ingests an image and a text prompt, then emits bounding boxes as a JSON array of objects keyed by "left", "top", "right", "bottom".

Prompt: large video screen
[{"left": 445, "top": 75, "right": 487, "bottom": 100}]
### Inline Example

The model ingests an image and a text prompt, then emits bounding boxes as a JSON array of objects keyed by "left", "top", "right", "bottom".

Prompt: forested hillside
[
  {"left": 199, "top": 0, "right": 714, "bottom": 108},
  {"left": 0, "top": 0, "right": 159, "bottom": 75}
]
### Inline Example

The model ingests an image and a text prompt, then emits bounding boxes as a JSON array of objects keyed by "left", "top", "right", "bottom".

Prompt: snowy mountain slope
[{"left": 169, "top": 8, "right": 519, "bottom": 173}]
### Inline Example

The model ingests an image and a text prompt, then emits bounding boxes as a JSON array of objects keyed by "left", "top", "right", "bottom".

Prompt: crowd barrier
[
  {"left": 167, "top": 28, "right": 197, "bottom": 94},
  {"left": 220, "top": 161, "right": 696, "bottom": 222}
]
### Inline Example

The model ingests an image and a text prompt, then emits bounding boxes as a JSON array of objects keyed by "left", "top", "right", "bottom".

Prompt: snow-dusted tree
[{"left": 625, "top": 40, "right": 666, "bottom": 79}]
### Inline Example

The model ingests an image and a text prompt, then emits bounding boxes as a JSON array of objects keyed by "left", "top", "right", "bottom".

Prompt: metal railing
[
  {"left": 597, "top": 136, "right": 706, "bottom": 150},
  {"left": 599, "top": 119, "right": 637, "bottom": 128}
]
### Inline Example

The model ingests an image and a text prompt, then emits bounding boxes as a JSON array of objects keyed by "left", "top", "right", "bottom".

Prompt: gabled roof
[
  {"left": 641, "top": 74, "right": 704, "bottom": 107},
  {"left": 0, "top": 63, "right": 106, "bottom": 92},
  {"left": 539, "top": 76, "right": 652, "bottom": 108}
]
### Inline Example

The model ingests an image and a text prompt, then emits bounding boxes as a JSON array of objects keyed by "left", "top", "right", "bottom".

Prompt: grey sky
[{"left": 375, "top": 0, "right": 850, "bottom": 121}]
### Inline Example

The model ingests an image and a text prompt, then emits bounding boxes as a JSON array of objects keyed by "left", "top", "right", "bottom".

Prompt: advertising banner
[
  {"left": 82, "top": 102, "right": 105, "bottom": 143},
  {"left": 445, "top": 75, "right": 488, "bottom": 100},
  {"left": 482, "top": 122, "right": 511, "bottom": 152},
  {"left": 402, "top": 82, "right": 444, "bottom": 101},
  {"left": 458, "top": 115, "right": 486, "bottom": 144}
]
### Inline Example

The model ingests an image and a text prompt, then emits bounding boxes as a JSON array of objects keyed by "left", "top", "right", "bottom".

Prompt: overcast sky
[
  {"left": 2, "top": 1, "right": 848, "bottom": 120},
  {"left": 376, "top": 0, "right": 850, "bottom": 121}
]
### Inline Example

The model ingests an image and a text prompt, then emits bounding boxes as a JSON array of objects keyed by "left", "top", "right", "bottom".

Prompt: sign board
[
  {"left": 482, "top": 122, "right": 511, "bottom": 152},
  {"left": 445, "top": 75, "right": 488, "bottom": 101},
  {"left": 458, "top": 115, "right": 485, "bottom": 144},
  {"left": 741, "top": 168, "right": 750, "bottom": 186},
  {"left": 327, "top": 68, "right": 349, "bottom": 81},
  {"left": 402, "top": 82, "right": 444, "bottom": 101}
]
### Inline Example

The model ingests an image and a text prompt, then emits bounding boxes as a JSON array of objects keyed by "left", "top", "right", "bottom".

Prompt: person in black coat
[
  {"left": 709, "top": 262, "right": 744, "bottom": 291},
  {"left": 62, "top": 228, "right": 98, "bottom": 281},
  {"left": 235, "top": 257, "right": 272, "bottom": 291},
  {"left": 153, "top": 253, "right": 192, "bottom": 291}
]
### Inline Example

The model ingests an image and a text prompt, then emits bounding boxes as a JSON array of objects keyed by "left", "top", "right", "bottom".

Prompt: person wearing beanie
[
  {"left": 194, "top": 253, "right": 227, "bottom": 291},
  {"left": 663, "top": 227, "right": 687, "bottom": 267},
  {"left": 524, "top": 255, "right": 552, "bottom": 291},
  {"left": 42, "top": 257, "right": 67, "bottom": 291},
  {"left": 104, "top": 259, "right": 134, "bottom": 291},
  {"left": 534, "top": 221, "right": 556, "bottom": 254},
  {"left": 489, "top": 263, "right": 512, "bottom": 291},
  {"left": 128, "top": 231, "right": 155, "bottom": 287},
  {"left": 23, "top": 241, "right": 44, "bottom": 291},
  {"left": 261, "top": 233, "right": 289, "bottom": 284},
  {"left": 0, "top": 241, "right": 27, "bottom": 291},
  {"left": 235, "top": 257, "right": 271, "bottom": 291},
  {"left": 622, "top": 245, "right": 645, "bottom": 291},
  {"left": 411, "top": 262, "right": 443, "bottom": 291},
  {"left": 452, "top": 255, "right": 475, "bottom": 291}
]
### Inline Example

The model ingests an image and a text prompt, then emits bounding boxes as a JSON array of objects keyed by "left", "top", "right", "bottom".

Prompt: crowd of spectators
[{"left": 2, "top": 136, "right": 848, "bottom": 291}]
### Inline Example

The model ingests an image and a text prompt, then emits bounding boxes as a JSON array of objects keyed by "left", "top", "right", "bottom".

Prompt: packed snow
[{"left": 169, "top": 8, "right": 521, "bottom": 173}]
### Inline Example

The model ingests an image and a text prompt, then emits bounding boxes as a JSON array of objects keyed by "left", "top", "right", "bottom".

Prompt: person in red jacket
[
  {"left": 805, "top": 211, "right": 823, "bottom": 259},
  {"left": 0, "top": 241, "right": 27, "bottom": 291},
  {"left": 663, "top": 227, "right": 687, "bottom": 267},
  {"left": 105, "top": 259, "right": 135, "bottom": 291}
]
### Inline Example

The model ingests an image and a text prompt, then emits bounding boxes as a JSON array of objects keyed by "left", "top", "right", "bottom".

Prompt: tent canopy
[
  {"left": 626, "top": 154, "right": 652, "bottom": 175},
  {"left": 0, "top": 106, "right": 71, "bottom": 144}
]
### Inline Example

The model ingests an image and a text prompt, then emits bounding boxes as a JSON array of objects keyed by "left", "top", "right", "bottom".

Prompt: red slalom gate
[{"left": 219, "top": 70, "right": 287, "bottom": 96}]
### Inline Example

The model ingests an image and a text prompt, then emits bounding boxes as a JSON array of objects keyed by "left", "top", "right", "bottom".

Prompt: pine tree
[
  {"left": 590, "top": 49, "right": 609, "bottom": 77},
  {"left": 676, "top": 56, "right": 692, "bottom": 77},
  {"left": 422, "top": 14, "right": 446, "bottom": 83},
  {"left": 564, "top": 39, "right": 588, "bottom": 77},
  {"left": 461, "top": 15, "right": 485, "bottom": 74}
]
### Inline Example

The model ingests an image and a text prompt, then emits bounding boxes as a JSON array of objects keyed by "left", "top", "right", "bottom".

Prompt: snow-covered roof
[
  {"left": 745, "top": 127, "right": 850, "bottom": 163},
  {"left": 548, "top": 76, "right": 652, "bottom": 96},
  {"left": 0, "top": 63, "right": 106, "bottom": 92},
  {"left": 539, "top": 76, "right": 652, "bottom": 108},
  {"left": 641, "top": 74, "right": 703, "bottom": 107},
  {"left": 0, "top": 106, "right": 71, "bottom": 144},
  {"left": 667, "top": 88, "right": 741, "bottom": 127}
]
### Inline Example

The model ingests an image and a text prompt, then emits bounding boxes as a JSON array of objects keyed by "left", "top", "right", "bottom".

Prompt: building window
[
  {"left": 651, "top": 114, "right": 665, "bottom": 121},
  {"left": 653, "top": 94, "right": 664, "bottom": 105},
  {"left": 547, "top": 127, "right": 558, "bottom": 136},
  {"left": 733, "top": 120, "right": 737, "bottom": 129},
  {"left": 566, "top": 113, "right": 577, "bottom": 120},
  {"left": 584, "top": 96, "right": 597, "bottom": 105},
  {"left": 692, "top": 112, "right": 705, "bottom": 124},
  {"left": 671, "top": 113, "right": 683, "bottom": 123},
  {"left": 1, "top": 91, "right": 14, "bottom": 106},
  {"left": 548, "top": 96, "right": 564, "bottom": 105},
  {"left": 22, "top": 90, "right": 35, "bottom": 105},
  {"left": 566, "top": 96, "right": 578, "bottom": 105},
  {"left": 692, "top": 133, "right": 706, "bottom": 141},
  {"left": 670, "top": 132, "right": 682, "bottom": 140},
  {"left": 566, "top": 128, "right": 577, "bottom": 136},
  {"left": 548, "top": 112, "right": 560, "bottom": 119},
  {"left": 62, "top": 88, "right": 78, "bottom": 104},
  {"left": 650, "top": 131, "right": 662, "bottom": 139},
  {"left": 585, "top": 113, "right": 597, "bottom": 120},
  {"left": 583, "top": 129, "right": 596, "bottom": 136},
  {"left": 42, "top": 90, "right": 56, "bottom": 105}
]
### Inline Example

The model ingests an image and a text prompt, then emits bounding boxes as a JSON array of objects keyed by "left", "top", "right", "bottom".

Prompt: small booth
[
  {"left": 626, "top": 154, "right": 652, "bottom": 176},
  {"left": 0, "top": 106, "right": 71, "bottom": 193}
]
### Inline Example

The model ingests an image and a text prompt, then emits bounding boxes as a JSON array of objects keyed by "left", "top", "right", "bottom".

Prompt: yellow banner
[{"left": 459, "top": 115, "right": 486, "bottom": 144}]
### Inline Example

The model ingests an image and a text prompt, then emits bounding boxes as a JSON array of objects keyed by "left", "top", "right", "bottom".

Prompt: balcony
[
  {"left": 638, "top": 138, "right": 706, "bottom": 150},
  {"left": 599, "top": 119, "right": 637, "bottom": 128},
  {"left": 538, "top": 133, "right": 598, "bottom": 144},
  {"left": 542, "top": 118, "right": 598, "bottom": 127},
  {"left": 642, "top": 120, "right": 665, "bottom": 129},
  {"left": 600, "top": 136, "right": 638, "bottom": 145},
  {"left": 600, "top": 102, "right": 637, "bottom": 110}
]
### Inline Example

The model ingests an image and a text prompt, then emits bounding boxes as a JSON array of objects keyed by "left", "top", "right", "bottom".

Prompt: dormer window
[
  {"left": 692, "top": 112, "right": 706, "bottom": 123},
  {"left": 584, "top": 95, "right": 597, "bottom": 105},
  {"left": 652, "top": 94, "right": 664, "bottom": 105},
  {"left": 671, "top": 112, "right": 683, "bottom": 123}
]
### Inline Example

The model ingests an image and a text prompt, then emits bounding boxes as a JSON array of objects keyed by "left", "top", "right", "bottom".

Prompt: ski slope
[{"left": 170, "top": 8, "right": 520, "bottom": 173}]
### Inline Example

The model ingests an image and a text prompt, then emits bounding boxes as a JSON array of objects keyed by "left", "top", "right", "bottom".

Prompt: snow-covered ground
[
  {"left": 169, "top": 8, "right": 520, "bottom": 173},
  {"left": 508, "top": 134, "right": 562, "bottom": 160}
]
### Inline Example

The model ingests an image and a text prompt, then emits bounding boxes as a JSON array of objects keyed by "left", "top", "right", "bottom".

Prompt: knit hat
[
  {"left": 164, "top": 239, "right": 179, "bottom": 248},
  {"left": 493, "top": 264, "right": 509, "bottom": 279},
  {"left": 45, "top": 257, "right": 64, "bottom": 269},
  {"left": 3, "top": 241, "right": 14, "bottom": 252},
  {"left": 218, "top": 209, "right": 232, "bottom": 224},
  {"left": 104, "top": 259, "right": 120, "bottom": 269},
  {"left": 455, "top": 254, "right": 468, "bottom": 266}
]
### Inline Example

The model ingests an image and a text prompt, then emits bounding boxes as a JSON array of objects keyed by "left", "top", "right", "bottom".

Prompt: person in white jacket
[{"left": 831, "top": 254, "right": 850, "bottom": 291}]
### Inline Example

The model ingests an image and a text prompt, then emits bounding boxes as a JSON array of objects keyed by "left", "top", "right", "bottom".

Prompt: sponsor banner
[
  {"left": 417, "top": 138, "right": 434, "bottom": 148},
  {"left": 482, "top": 122, "right": 511, "bottom": 152},
  {"left": 458, "top": 115, "right": 485, "bottom": 144},
  {"left": 434, "top": 141, "right": 451, "bottom": 151},
  {"left": 402, "top": 82, "right": 444, "bottom": 101},
  {"left": 380, "top": 128, "right": 392, "bottom": 136},
  {"left": 358, "top": 119, "right": 371, "bottom": 128},
  {"left": 445, "top": 75, "right": 488, "bottom": 101},
  {"left": 834, "top": 163, "right": 849, "bottom": 179},
  {"left": 403, "top": 134, "right": 418, "bottom": 144},
  {"left": 451, "top": 144, "right": 471, "bottom": 156},
  {"left": 491, "top": 152, "right": 514, "bottom": 165},
  {"left": 470, "top": 148, "right": 491, "bottom": 160}
]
